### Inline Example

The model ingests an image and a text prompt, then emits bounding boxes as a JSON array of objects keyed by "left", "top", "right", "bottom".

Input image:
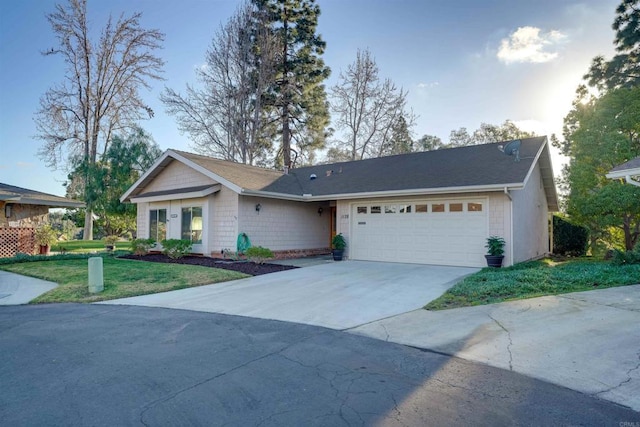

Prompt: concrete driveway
[
  {"left": 0, "top": 270, "right": 57, "bottom": 305},
  {"left": 103, "top": 261, "right": 477, "bottom": 330}
]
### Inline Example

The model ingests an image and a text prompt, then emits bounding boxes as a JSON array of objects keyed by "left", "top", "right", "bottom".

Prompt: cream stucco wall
[
  {"left": 511, "top": 163, "right": 550, "bottom": 263},
  {"left": 238, "top": 196, "right": 330, "bottom": 251}
]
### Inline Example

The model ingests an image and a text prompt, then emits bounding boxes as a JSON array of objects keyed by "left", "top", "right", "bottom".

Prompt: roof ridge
[{"left": 168, "top": 149, "right": 283, "bottom": 175}]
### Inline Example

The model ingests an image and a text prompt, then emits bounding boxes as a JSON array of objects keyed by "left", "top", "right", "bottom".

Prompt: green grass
[
  {"left": 0, "top": 257, "right": 248, "bottom": 303},
  {"left": 51, "top": 239, "right": 113, "bottom": 253},
  {"left": 425, "top": 258, "right": 640, "bottom": 311}
]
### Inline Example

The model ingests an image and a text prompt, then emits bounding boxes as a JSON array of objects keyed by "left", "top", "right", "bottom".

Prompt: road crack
[
  {"left": 488, "top": 314, "right": 513, "bottom": 371},
  {"left": 594, "top": 349, "right": 640, "bottom": 397}
]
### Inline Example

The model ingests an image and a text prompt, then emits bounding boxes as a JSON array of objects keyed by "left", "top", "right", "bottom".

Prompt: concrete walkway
[
  {"left": 102, "top": 261, "right": 478, "bottom": 330},
  {"left": 0, "top": 270, "right": 57, "bottom": 305},
  {"left": 350, "top": 284, "right": 640, "bottom": 412}
]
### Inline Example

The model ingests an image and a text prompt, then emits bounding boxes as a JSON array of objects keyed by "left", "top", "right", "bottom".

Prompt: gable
[{"left": 144, "top": 160, "right": 216, "bottom": 193}]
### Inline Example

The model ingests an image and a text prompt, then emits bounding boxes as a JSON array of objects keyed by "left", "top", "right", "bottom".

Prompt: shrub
[
  {"left": 244, "top": 246, "right": 274, "bottom": 264},
  {"left": 34, "top": 224, "right": 58, "bottom": 247},
  {"left": 104, "top": 235, "right": 119, "bottom": 247},
  {"left": 332, "top": 233, "right": 347, "bottom": 250},
  {"left": 553, "top": 215, "right": 588, "bottom": 256},
  {"left": 485, "top": 236, "right": 506, "bottom": 256},
  {"left": 161, "top": 239, "right": 192, "bottom": 259},
  {"left": 130, "top": 238, "right": 156, "bottom": 255},
  {"left": 611, "top": 242, "right": 640, "bottom": 265}
]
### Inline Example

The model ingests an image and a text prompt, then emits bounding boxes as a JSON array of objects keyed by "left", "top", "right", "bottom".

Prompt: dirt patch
[{"left": 119, "top": 254, "right": 298, "bottom": 276}]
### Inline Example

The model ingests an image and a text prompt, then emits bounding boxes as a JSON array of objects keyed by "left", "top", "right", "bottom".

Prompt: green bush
[
  {"left": 553, "top": 215, "right": 588, "bottom": 256},
  {"left": 0, "top": 253, "right": 102, "bottom": 265},
  {"left": 244, "top": 246, "right": 274, "bottom": 264},
  {"left": 332, "top": 233, "right": 347, "bottom": 250},
  {"left": 161, "top": 239, "right": 192, "bottom": 259},
  {"left": 611, "top": 242, "right": 640, "bottom": 265},
  {"left": 130, "top": 238, "right": 156, "bottom": 255}
]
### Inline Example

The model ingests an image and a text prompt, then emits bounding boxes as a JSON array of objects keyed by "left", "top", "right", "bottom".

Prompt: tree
[
  {"left": 35, "top": 0, "right": 164, "bottom": 240},
  {"left": 415, "top": 134, "right": 444, "bottom": 151},
  {"left": 386, "top": 116, "right": 414, "bottom": 155},
  {"left": 586, "top": 0, "right": 640, "bottom": 89},
  {"left": 255, "top": 0, "right": 331, "bottom": 168},
  {"left": 447, "top": 120, "right": 535, "bottom": 148},
  {"left": 162, "top": 2, "right": 279, "bottom": 166},
  {"left": 330, "top": 48, "right": 414, "bottom": 160},
  {"left": 558, "top": 86, "right": 640, "bottom": 250},
  {"left": 65, "top": 128, "right": 161, "bottom": 237}
]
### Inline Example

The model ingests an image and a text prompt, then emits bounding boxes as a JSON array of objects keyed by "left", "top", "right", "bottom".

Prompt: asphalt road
[{"left": 1, "top": 304, "right": 637, "bottom": 426}]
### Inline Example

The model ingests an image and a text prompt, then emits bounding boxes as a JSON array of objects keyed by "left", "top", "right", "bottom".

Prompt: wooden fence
[{"left": 0, "top": 227, "right": 36, "bottom": 258}]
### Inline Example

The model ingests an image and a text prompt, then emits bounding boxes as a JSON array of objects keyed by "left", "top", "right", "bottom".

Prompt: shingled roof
[
  {"left": 122, "top": 137, "right": 558, "bottom": 210},
  {"left": 0, "top": 183, "right": 84, "bottom": 208}
]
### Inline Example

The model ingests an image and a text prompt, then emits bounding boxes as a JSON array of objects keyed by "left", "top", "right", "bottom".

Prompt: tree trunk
[{"left": 84, "top": 207, "right": 94, "bottom": 241}]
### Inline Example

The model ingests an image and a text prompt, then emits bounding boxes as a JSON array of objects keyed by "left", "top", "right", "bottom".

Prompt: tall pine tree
[{"left": 254, "top": 0, "right": 330, "bottom": 168}]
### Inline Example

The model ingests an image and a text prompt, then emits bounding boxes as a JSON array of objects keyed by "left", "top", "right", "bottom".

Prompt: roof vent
[{"left": 310, "top": 174, "right": 317, "bottom": 180}]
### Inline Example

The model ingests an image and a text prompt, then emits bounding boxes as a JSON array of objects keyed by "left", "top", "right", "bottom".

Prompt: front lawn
[
  {"left": 425, "top": 258, "right": 640, "bottom": 310},
  {"left": 0, "top": 256, "right": 248, "bottom": 303}
]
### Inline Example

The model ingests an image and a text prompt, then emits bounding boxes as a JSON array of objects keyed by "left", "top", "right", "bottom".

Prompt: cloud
[
  {"left": 417, "top": 82, "right": 439, "bottom": 89},
  {"left": 497, "top": 26, "right": 567, "bottom": 64},
  {"left": 16, "top": 162, "right": 34, "bottom": 168}
]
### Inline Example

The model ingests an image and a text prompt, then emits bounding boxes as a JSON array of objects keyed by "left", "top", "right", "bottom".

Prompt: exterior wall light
[
  {"left": 318, "top": 207, "right": 323, "bottom": 216},
  {"left": 255, "top": 203, "right": 262, "bottom": 212}
]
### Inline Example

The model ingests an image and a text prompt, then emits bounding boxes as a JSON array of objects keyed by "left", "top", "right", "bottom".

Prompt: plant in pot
[
  {"left": 34, "top": 224, "right": 57, "bottom": 255},
  {"left": 104, "top": 235, "right": 119, "bottom": 251},
  {"left": 331, "top": 233, "right": 347, "bottom": 261},
  {"left": 485, "top": 236, "right": 506, "bottom": 268}
]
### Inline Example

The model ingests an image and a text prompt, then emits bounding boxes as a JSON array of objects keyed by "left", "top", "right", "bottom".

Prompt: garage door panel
[{"left": 351, "top": 199, "right": 488, "bottom": 267}]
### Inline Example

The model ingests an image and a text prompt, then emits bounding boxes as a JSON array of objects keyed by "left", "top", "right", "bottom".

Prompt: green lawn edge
[
  {"left": 424, "top": 259, "right": 640, "bottom": 311},
  {"left": 0, "top": 256, "right": 248, "bottom": 303}
]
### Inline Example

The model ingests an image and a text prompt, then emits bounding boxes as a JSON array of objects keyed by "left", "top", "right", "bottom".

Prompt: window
[
  {"left": 181, "top": 206, "right": 203, "bottom": 244},
  {"left": 357, "top": 206, "right": 367, "bottom": 214},
  {"left": 149, "top": 209, "right": 166, "bottom": 242},
  {"left": 432, "top": 203, "right": 445, "bottom": 212},
  {"left": 371, "top": 206, "right": 381, "bottom": 214},
  {"left": 449, "top": 203, "right": 463, "bottom": 212},
  {"left": 415, "top": 204, "right": 428, "bottom": 213},
  {"left": 384, "top": 205, "right": 397, "bottom": 214},
  {"left": 399, "top": 204, "right": 412, "bottom": 213},
  {"left": 468, "top": 202, "right": 483, "bottom": 212}
]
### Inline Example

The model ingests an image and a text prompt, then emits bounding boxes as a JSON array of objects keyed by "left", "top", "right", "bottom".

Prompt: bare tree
[
  {"left": 447, "top": 120, "right": 535, "bottom": 148},
  {"left": 35, "top": 0, "right": 164, "bottom": 240},
  {"left": 162, "top": 2, "right": 279, "bottom": 166},
  {"left": 330, "top": 49, "right": 413, "bottom": 160}
]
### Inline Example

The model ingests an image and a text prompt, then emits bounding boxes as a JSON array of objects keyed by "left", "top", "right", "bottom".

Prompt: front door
[{"left": 330, "top": 206, "right": 337, "bottom": 246}]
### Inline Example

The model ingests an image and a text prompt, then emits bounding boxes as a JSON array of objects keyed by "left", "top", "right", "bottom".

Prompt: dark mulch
[{"left": 119, "top": 254, "right": 298, "bottom": 276}]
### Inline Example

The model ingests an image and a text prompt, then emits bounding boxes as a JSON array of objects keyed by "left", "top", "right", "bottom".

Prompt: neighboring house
[
  {"left": 0, "top": 183, "right": 85, "bottom": 257},
  {"left": 606, "top": 157, "right": 640, "bottom": 186},
  {"left": 121, "top": 136, "right": 558, "bottom": 267}
]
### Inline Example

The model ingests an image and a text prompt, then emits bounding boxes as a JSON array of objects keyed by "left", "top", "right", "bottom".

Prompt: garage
[{"left": 349, "top": 198, "right": 489, "bottom": 267}]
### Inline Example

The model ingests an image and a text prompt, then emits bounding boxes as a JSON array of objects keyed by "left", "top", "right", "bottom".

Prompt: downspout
[{"left": 504, "top": 187, "right": 514, "bottom": 266}]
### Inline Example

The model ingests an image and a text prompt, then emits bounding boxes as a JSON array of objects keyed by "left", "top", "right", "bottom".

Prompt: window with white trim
[
  {"left": 149, "top": 209, "right": 167, "bottom": 242},
  {"left": 181, "top": 206, "right": 203, "bottom": 244}
]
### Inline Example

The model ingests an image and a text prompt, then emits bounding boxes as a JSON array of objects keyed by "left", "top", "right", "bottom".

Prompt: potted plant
[
  {"left": 104, "top": 235, "right": 119, "bottom": 252},
  {"left": 332, "top": 233, "right": 347, "bottom": 261},
  {"left": 34, "top": 224, "right": 57, "bottom": 255},
  {"left": 485, "top": 236, "right": 506, "bottom": 268}
]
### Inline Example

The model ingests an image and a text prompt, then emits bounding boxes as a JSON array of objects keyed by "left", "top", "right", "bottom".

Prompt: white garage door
[{"left": 350, "top": 199, "right": 488, "bottom": 267}]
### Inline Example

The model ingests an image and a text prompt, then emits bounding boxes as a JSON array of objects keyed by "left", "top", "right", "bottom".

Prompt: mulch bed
[{"left": 118, "top": 253, "right": 298, "bottom": 276}]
